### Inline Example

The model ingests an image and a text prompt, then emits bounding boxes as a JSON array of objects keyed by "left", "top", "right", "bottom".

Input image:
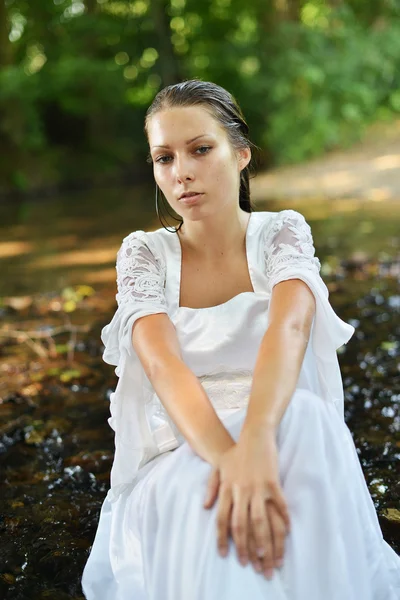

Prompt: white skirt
[{"left": 81, "top": 389, "right": 400, "bottom": 600}]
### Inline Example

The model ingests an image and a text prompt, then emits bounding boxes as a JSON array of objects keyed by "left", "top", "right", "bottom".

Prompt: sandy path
[{"left": 251, "top": 119, "right": 400, "bottom": 202}]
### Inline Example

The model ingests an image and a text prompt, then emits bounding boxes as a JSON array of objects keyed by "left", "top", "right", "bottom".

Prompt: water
[{"left": 0, "top": 187, "right": 399, "bottom": 598}]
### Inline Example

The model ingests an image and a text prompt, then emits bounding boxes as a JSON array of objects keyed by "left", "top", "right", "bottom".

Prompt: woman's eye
[
  {"left": 195, "top": 145, "right": 212, "bottom": 155},
  {"left": 155, "top": 155, "right": 172, "bottom": 164},
  {"left": 155, "top": 146, "right": 211, "bottom": 164}
]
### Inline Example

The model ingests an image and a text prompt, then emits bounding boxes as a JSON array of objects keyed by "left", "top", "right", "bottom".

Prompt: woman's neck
[{"left": 177, "top": 208, "right": 251, "bottom": 261}]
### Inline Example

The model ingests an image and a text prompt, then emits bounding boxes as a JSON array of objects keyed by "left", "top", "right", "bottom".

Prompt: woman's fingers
[
  {"left": 248, "top": 496, "right": 288, "bottom": 579},
  {"left": 249, "top": 492, "right": 274, "bottom": 573},
  {"left": 216, "top": 486, "right": 232, "bottom": 557},
  {"left": 216, "top": 484, "right": 290, "bottom": 580},
  {"left": 248, "top": 526, "right": 264, "bottom": 573},
  {"left": 268, "top": 501, "right": 287, "bottom": 568},
  {"left": 231, "top": 490, "right": 251, "bottom": 566}
]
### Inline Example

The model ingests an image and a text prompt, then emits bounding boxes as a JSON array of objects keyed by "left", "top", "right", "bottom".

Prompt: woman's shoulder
[
  {"left": 255, "top": 208, "right": 307, "bottom": 227},
  {"left": 119, "top": 225, "right": 176, "bottom": 266},
  {"left": 254, "top": 209, "right": 311, "bottom": 242}
]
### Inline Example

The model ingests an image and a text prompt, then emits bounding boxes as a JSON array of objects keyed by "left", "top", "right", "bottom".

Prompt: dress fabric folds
[{"left": 81, "top": 209, "right": 400, "bottom": 599}]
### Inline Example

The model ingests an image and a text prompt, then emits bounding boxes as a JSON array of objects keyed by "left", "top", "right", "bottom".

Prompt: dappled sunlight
[
  {"left": 319, "top": 170, "right": 360, "bottom": 191},
  {"left": 368, "top": 187, "right": 392, "bottom": 202},
  {"left": 330, "top": 198, "right": 362, "bottom": 213},
  {"left": 84, "top": 268, "right": 119, "bottom": 285},
  {"left": 0, "top": 240, "right": 34, "bottom": 258},
  {"left": 31, "top": 246, "right": 118, "bottom": 269},
  {"left": 46, "top": 234, "right": 80, "bottom": 249},
  {"left": 0, "top": 187, "right": 156, "bottom": 295},
  {"left": 372, "top": 153, "right": 400, "bottom": 171},
  {"left": 1, "top": 188, "right": 399, "bottom": 297}
]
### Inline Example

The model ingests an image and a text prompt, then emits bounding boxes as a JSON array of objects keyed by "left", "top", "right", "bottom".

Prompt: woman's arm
[
  {"left": 132, "top": 312, "right": 235, "bottom": 466},
  {"left": 205, "top": 278, "right": 316, "bottom": 579},
  {"left": 240, "top": 277, "right": 316, "bottom": 439}
]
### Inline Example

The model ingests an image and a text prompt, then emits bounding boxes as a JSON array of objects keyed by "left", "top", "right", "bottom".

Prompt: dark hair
[{"left": 144, "top": 79, "right": 259, "bottom": 230}]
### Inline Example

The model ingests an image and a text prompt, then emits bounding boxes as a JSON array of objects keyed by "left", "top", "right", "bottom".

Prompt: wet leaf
[
  {"left": 31, "top": 372, "right": 45, "bottom": 382},
  {"left": 76, "top": 285, "right": 95, "bottom": 298},
  {"left": 46, "top": 367, "right": 62, "bottom": 376},
  {"left": 383, "top": 508, "right": 400, "bottom": 523},
  {"left": 60, "top": 369, "right": 82, "bottom": 383},
  {"left": 61, "top": 287, "right": 77, "bottom": 301},
  {"left": 4, "top": 517, "right": 23, "bottom": 531},
  {"left": 24, "top": 429, "right": 45, "bottom": 444},
  {"left": 55, "top": 344, "right": 70, "bottom": 355},
  {"left": 380, "top": 341, "right": 398, "bottom": 351},
  {"left": 0, "top": 573, "right": 15, "bottom": 585},
  {"left": 63, "top": 300, "right": 77, "bottom": 313}
]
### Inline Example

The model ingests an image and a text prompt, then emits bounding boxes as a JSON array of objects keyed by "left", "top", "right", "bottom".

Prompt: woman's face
[{"left": 147, "top": 105, "right": 250, "bottom": 220}]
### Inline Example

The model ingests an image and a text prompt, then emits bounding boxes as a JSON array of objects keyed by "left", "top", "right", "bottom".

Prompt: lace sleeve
[
  {"left": 116, "top": 232, "right": 168, "bottom": 309},
  {"left": 100, "top": 231, "right": 169, "bottom": 366},
  {"left": 263, "top": 209, "right": 355, "bottom": 419},
  {"left": 264, "top": 209, "right": 321, "bottom": 291}
]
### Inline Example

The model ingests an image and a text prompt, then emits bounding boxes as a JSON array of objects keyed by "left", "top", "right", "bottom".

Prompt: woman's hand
[{"left": 203, "top": 430, "right": 290, "bottom": 579}]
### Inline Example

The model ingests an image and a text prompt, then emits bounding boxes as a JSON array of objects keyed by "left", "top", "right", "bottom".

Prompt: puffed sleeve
[
  {"left": 101, "top": 231, "right": 169, "bottom": 367},
  {"left": 264, "top": 209, "right": 355, "bottom": 418}
]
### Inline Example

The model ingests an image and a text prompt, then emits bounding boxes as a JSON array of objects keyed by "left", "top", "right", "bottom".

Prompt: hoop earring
[{"left": 155, "top": 184, "right": 183, "bottom": 233}]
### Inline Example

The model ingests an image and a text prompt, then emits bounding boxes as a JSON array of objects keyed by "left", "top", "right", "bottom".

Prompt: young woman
[{"left": 81, "top": 79, "right": 400, "bottom": 599}]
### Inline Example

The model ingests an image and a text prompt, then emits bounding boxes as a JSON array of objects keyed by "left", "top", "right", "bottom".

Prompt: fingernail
[
  {"left": 254, "top": 562, "right": 262, "bottom": 573},
  {"left": 264, "top": 568, "right": 274, "bottom": 579},
  {"left": 239, "top": 555, "right": 248, "bottom": 566},
  {"left": 219, "top": 547, "right": 227, "bottom": 557},
  {"left": 276, "top": 559, "right": 283, "bottom": 568}
]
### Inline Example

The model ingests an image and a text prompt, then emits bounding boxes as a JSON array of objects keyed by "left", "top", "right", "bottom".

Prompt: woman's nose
[{"left": 174, "top": 157, "right": 194, "bottom": 182}]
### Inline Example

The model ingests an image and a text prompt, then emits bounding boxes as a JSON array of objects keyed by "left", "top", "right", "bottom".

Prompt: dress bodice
[{"left": 167, "top": 212, "right": 270, "bottom": 377}]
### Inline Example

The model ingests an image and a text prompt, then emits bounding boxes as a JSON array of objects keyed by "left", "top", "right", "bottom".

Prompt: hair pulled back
[{"left": 144, "top": 79, "right": 258, "bottom": 230}]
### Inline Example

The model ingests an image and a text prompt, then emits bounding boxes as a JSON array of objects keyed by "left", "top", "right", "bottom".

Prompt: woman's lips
[{"left": 179, "top": 193, "right": 204, "bottom": 205}]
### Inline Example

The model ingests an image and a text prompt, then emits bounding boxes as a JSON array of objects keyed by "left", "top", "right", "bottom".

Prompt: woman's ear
[{"left": 238, "top": 146, "right": 251, "bottom": 171}]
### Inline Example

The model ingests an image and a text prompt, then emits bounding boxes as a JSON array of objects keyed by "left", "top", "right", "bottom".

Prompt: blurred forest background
[
  {"left": 1, "top": 0, "right": 400, "bottom": 194},
  {"left": 1, "top": 2, "right": 400, "bottom": 598}
]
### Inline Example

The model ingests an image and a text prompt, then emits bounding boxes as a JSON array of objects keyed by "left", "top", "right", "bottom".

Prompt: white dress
[{"left": 81, "top": 209, "right": 400, "bottom": 600}]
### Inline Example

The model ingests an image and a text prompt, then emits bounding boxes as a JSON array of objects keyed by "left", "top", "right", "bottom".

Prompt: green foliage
[
  {"left": 262, "top": 7, "right": 400, "bottom": 163},
  {"left": 1, "top": 0, "right": 400, "bottom": 189}
]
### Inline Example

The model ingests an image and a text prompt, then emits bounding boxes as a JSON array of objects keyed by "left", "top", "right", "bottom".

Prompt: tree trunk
[
  {"left": 286, "top": 0, "right": 302, "bottom": 22},
  {"left": 0, "top": 0, "right": 21, "bottom": 191},
  {"left": 274, "top": 0, "right": 303, "bottom": 23},
  {"left": 150, "top": 0, "right": 182, "bottom": 87},
  {"left": 0, "top": 0, "right": 13, "bottom": 67},
  {"left": 85, "top": 0, "right": 98, "bottom": 15}
]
